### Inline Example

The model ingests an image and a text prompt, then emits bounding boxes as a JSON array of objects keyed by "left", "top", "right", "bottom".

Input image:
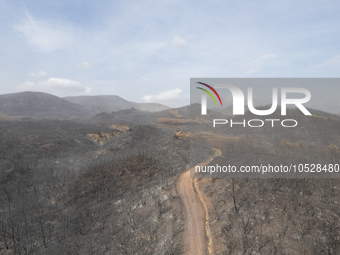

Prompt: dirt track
[
  {"left": 177, "top": 169, "right": 208, "bottom": 255},
  {"left": 177, "top": 149, "right": 221, "bottom": 254}
]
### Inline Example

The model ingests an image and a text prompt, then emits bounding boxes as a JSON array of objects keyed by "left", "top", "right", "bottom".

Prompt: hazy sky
[{"left": 1, "top": 0, "right": 340, "bottom": 107}]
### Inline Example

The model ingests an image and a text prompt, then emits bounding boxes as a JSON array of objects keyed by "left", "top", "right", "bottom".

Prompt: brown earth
[
  {"left": 176, "top": 147, "right": 223, "bottom": 255},
  {"left": 177, "top": 170, "right": 207, "bottom": 255},
  {"left": 86, "top": 130, "right": 121, "bottom": 145},
  {"left": 174, "top": 131, "right": 190, "bottom": 140}
]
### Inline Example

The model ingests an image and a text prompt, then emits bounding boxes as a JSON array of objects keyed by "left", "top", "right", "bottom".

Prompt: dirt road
[
  {"left": 177, "top": 169, "right": 208, "bottom": 255},
  {"left": 177, "top": 149, "right": 221, "bottom": 254}
]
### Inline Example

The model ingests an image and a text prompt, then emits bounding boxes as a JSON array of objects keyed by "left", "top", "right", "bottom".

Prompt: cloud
[
  {"left": 317, "top": 55, "right": 340, "bottom": 67},
  {"left": 75, "top": 61, "right": 92, "bottom": 70},
  {"left": 172, "top": 36, "right": 187, "bottom": 48},
  {"left": 20, "top": 81, "right": 35, "bottom": 87},
  {"left": 141, "top": 87, "right": 189, "bottom": 107},
  {"left": 17, "top": 77, "right": 92, "bottom": 96},
  {"left": 143, "top": 89, "right": 183, "bottom": 103},
  {"left": 14, "top": 9, "right": 76, "bottom": 52},
  {"left": 262, "top": 54, "right": 278, "bottom": 60},
  {"left": 29, "top": 70, "right": 48, "bottom": 77},
  {"left": 143, "top": 88, "right": 182, "bottom": 102},
  {"left": 243, "top": 53, "right": 278, "bottom": 74}
]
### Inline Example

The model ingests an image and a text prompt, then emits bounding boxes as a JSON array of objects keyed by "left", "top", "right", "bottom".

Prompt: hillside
[
  {"left": 0, "top": 92, "right": 170, "bottom": 121},
  {"left": 63, "top": 95, "right": 169, "bottom": 113},
  {"left": 89, "top": 103, "right": 229, "bottom": 130},
  {"left": 189, "top": 107, "right": 340, "bottom": 254},
  {"left": 90, "top": 108, "right": 159, "bottom": 126},
  {"left": 211, "top": 105, "right": 249, "bottom": 116},
  {"left": 153, "top": 103, "right": 229, "bottom": 121},
  {"left": 209, "top": 106, "right": 340, "bottom": 147},
  {"left": 1, "top": 97, "right": 340, "bottom": 254},
  {"left": 0, "top": 92, "right": 88, "bottom": 120},
  {"left": 0, "top": 118, "right": 189, "bottom": 254}
]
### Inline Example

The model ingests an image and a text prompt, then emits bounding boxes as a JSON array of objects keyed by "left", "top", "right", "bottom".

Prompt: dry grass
[
  {"left": 174, "top": 131, "right": 190, "bottom": 140},
  {"left": 87, "top": 130, "right": 121, "bottom": 145},
  {"left": 311, "top": 114, "right": 340, "bottom": 122},
  {"left": 329, "top": 143, "right": 340, "bottom": 155},
  {"left": 280, "top": 139, "right": 305, "bottom": 148},
  {"left": 0, "top": 113, "right": 18, "bottom": 121},
  {"left": 168, "top": 109, "right": 182, "bottom": 118},
  {"left": 110, "top": 124, "right": 130, "bottom": 131},
  {"left": 157, "top": 118, "right": 191, "bottom": 125}
]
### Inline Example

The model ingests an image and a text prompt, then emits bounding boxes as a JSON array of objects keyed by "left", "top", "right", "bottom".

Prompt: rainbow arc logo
[{"left": 196, "top": 82, "right": 223, "bottom": 106}]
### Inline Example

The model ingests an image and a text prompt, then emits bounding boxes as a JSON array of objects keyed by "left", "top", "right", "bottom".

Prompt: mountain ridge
[
  {"left": 63, "top": 95, "right": 169, "bottom": 113},
  {"left": 0, "top": 92, "right": 170, "bottom": 120},
  {"left": 0, "top": 91, "right": 88, "bottom": 120}
]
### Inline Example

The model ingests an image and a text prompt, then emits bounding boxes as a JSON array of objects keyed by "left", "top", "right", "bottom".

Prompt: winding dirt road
[
  {"left": 177, "top": 148, "right": 221, "bottom": 254},
  {"left": 177, "top": 170, "right": 206, "bottom": 254}
]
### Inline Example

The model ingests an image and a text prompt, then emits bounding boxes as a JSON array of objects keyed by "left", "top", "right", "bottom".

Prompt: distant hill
[
  {"left": 63, "top": 95, "right": 169, "bottom": 113},
  {"left": 209, "top": 106, "right": 340, "bottom": 147},
  {"left": 0, "top": 92, "right": 170, "bottom": 120},
  {"left": 211, "top": 105, "right": 249, "bottom": 116},
  {"left": 90, "top": 108, "right": 158, "bottom": 126},
  {"left": 211, "top": 105, "right": 233, "bottom": 116},
  {"left": 134, "top": 102, "right": 170, "bottom": 112},
  {"left": 0, "top": 92, "right": 88, "bottom": 120},
  {"left": 89, "top": 104, "right": 230, "bottom": 128},
  {"left": 155, "top": 104, "right": 227, "bottom": 120}
]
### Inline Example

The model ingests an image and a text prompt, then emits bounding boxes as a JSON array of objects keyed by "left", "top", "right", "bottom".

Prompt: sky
[{"left": 1, "top": 0, "right": 340, "bottom": 109}]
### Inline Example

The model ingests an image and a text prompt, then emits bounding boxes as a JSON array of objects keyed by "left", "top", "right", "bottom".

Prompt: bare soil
[{"left": 177, "top": 170, "right": 207, "bottom": 255}]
